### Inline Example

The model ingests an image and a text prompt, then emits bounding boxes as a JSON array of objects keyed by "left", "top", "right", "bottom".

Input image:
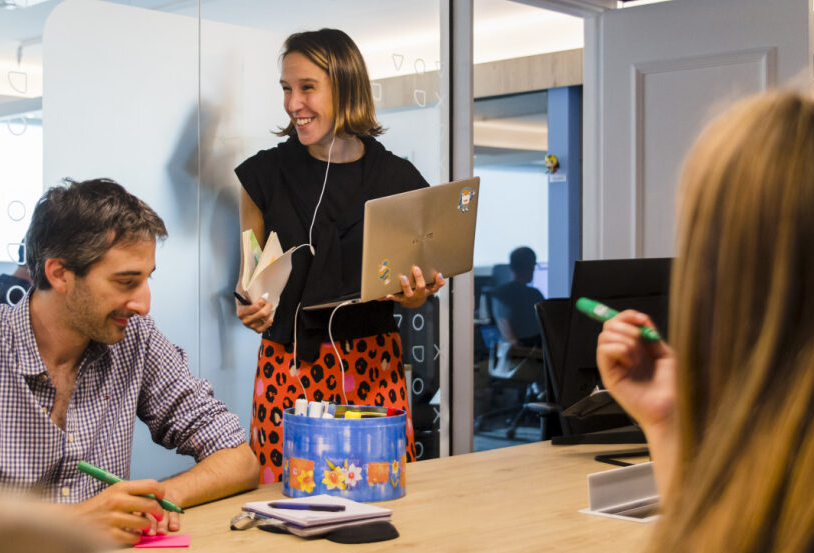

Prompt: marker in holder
[
  {"left": 307, "top": 401, "right": 324, "bottom": 418},
  {"left": 294, "top": 398, "right": 308, "bottom": 416},
  {"left": 282, "top": 405, "right": 407, "bottom": 502}
]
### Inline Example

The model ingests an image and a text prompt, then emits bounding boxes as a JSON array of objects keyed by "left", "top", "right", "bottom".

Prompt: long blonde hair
[{"left": 652, "top": 91, "right": 814, "bottom": 553}]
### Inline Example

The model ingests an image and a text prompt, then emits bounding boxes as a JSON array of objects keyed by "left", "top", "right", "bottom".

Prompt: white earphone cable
[
  {"left": 287, "top": 133, "right": 337, "bottom": 403},
  {"left": 328, "top": 300, "right": 355, "bottom": 405},
  {"left": 308, "top": 134, "right": 336, "bottom": 250},
  {"left": 290, "top": 302, "right": 309, "bottom": 401}
]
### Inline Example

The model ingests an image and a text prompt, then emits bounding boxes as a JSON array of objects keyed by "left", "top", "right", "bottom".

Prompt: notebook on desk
[
  {"left": 303, "top": 177, "right": 480, "bottom": 310},
  {"left": 242, "top": 494, "right": 391, "bottom": 529}
]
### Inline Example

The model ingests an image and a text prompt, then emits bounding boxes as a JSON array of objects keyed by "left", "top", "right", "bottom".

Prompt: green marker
[
  {"left": 575, "top": 297, "right": 662, "bottom": 342},
  {"left": 76, "top": 461, "right": 184, "bottom": 514}
]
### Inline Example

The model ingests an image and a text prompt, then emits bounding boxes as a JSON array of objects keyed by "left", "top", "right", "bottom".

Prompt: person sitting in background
[
  {"left": 596, "top": 91, "right": 814, "bottom": 553},
  {"left": 0, "top": 178, "right": 259, "bottom": 545},
  {"left": 0, "top": 241, "right": 31, "bottom": 306},
  {"left": 492, "top": 246, "right": 544, "bottom": 348}
]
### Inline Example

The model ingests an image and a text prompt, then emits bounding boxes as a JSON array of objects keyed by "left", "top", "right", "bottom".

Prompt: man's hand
[
  {"left": 71, "top": 479, "right": 175, "bottom": 545},
  {"left": 385, "top": 266, "right": 445, "bottom": 309},
  {"left": 144, "top": 490, "right": 183, "bottom": 536}
]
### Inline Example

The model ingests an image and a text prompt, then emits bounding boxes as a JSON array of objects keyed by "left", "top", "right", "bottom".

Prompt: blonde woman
[{"left": 597, "top": 91, "right": 814, "bottom": 553}]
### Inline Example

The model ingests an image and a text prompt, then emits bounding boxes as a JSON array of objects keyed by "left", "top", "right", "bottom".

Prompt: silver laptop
[{"left": 303, "top": 176, "right": 480, "bottom": 310}]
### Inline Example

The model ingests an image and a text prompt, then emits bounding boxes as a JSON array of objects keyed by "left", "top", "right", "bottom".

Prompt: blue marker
[{"left": 268, "top": 502, "right": 345, "bottom": 512}]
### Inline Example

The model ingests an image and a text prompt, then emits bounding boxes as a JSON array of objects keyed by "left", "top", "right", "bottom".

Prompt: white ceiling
[
  {"left": 0, "top": 0, "right": 582, "bottom": 157},
  {"left": 0, "top": 0, "right": 583, "bottom": 77}
]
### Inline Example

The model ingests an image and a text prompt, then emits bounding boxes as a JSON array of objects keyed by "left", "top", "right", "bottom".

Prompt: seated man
[
  {"left": 492, "top": 247, "right": 545, "bottom": 348},
  {"left": 0, "top": 178, "right": 259, "bottom": 544}
]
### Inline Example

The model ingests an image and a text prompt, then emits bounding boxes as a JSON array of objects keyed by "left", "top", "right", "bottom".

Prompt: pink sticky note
[{"left": 134, "top": 534, "right": 191, "bottom": 548}]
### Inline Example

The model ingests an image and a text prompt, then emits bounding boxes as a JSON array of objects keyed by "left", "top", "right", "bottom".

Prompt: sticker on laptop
[
  {"left": 378, "top": 259, "right": 392, "bottom": 285},
  {"left": 458, "top": 187, "right": 476, "bottom": 213}
]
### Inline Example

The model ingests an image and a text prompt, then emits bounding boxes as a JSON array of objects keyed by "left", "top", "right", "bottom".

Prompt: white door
[{"left": 582, "top": 0, "right": 812, "bottom": 260}]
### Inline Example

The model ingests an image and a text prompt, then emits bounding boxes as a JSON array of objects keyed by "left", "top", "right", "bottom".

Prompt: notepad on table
[
  {"left": 134, "top": 534, "right": 191, "bottom": 548},
  {"left": 242, "top": 494, "right": 391, "bottom": 531}
]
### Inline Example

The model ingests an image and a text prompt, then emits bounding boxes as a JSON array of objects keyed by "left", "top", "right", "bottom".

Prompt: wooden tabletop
[{"left": 159, "top": 442, "right": 654, "bottom": 552}]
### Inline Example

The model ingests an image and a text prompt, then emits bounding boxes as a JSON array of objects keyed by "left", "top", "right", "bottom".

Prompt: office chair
[
  {"left": 534, "top": 298, "right": 646, "bottom": 445},
  {"left": 473, "top": 339, "right": 548, "bottom": 436},
  {"left": 474, "top": 294, "right": 548, "bottom": 437},
  {"left": 474, "top": 264, "right": 551, "bottom": 438},
  {"left": 500, "top": 300, "right": 570, "bottom": 440}
]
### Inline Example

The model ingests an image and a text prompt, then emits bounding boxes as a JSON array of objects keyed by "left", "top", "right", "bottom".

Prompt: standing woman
[{"left": 235, "top": 28, "right": 444, "bottom": 484}]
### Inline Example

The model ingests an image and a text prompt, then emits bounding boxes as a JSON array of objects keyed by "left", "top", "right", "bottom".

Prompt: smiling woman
[
  {"left": 233, "top": 28, "right": 444, "bottom": 483},
  {"left": 275, "top": 29, "right": 382, "bottom": 155},
  {"left": 279, "top": 52, "right": 338, "bottom": 151}
]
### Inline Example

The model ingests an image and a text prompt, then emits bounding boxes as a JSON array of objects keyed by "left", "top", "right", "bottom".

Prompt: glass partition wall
[
  {"left": 0, "top": 1, "right": 44, "bottom": 303},
  {"left": 1, "top": 0, "right": 585, "bottom": 476},
  {"left": 0, "top": 0, "right": 447, "bottom": 479},
  {"left": 194, "top": 0, "right": 447, "bottom": 466},
  {"left": 470, "top": 0, "right": 584, "bottom": 452}
]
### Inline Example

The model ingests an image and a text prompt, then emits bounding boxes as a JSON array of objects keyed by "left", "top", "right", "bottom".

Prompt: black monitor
[{"left": 550, "top": 257, "right": 671, "bottom": 444}]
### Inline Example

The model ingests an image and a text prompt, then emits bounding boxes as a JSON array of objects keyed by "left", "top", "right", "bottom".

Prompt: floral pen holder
[{"left": 282, "top": 406, "right": 407, "bottom": 502}]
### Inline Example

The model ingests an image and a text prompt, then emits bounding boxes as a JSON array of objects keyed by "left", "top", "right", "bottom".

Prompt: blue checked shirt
[{"left": 0, "top": 294, "right": 246, "bottom": 503}]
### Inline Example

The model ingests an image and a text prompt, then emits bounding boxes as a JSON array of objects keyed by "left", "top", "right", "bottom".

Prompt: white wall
[{"left": 583, "top": 0, "right": 810, "bottom": 260}]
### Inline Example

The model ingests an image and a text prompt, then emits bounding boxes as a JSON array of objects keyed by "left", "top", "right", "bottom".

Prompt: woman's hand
[
  {"left": 236, "top": 294, "right": 273, "bottom": 334},
  {"left": 596, "top": 309, "right": 679, "bottom": 497},
  {"left": 596, "top": 310, "right": 676, "bottom": 433},
  {"left": 386, "top": 266, "right": 445, "bottom": 309}
]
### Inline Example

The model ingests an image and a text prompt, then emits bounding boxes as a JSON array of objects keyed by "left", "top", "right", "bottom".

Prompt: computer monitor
[
  {"left": 531, "top": 262, "right": 548, "bottom": 299},
  {"left": 550, "top": 258, "right": 671, "bottom": 444}
]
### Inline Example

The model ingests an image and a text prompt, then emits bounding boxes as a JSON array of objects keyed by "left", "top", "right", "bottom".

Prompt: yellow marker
[{"left": 344, "top": 411, "right": 362, "bottom": 419}]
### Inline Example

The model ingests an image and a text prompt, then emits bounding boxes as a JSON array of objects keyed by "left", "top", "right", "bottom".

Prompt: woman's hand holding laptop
[{"left": 382, "top": 265, "right": 445, "bottom": 309}]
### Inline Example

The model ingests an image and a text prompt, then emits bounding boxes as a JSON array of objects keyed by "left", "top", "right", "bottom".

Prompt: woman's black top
[{"left": 235, "top": 135, "right": 429, "bottom": 362}]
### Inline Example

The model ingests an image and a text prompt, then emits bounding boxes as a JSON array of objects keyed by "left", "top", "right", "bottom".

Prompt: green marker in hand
[
  {"left": 575, "top": 297, "right": 662, "bottom": 342},
  {"left": 76, "top": 460, "right": 184, "bottom": 514}
]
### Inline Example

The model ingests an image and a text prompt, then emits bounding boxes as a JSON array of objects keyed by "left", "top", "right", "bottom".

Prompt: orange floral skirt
[{"left": 249, "top": 332, "right": 416, "bottom": 484}]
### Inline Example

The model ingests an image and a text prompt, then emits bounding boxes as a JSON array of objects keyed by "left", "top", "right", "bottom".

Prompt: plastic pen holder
[{"left": 282, "top": 406, "right": 407, "bottom": 502}]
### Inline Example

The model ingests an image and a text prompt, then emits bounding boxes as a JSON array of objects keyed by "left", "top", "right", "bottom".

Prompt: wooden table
[{"left": 165, "top": 442, "right": 653, "bottom": 552}]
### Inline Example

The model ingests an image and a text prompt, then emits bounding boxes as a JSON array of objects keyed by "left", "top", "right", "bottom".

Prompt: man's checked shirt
[{"left": 0, "top": 294, "right": 246, "bottom": 502}]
